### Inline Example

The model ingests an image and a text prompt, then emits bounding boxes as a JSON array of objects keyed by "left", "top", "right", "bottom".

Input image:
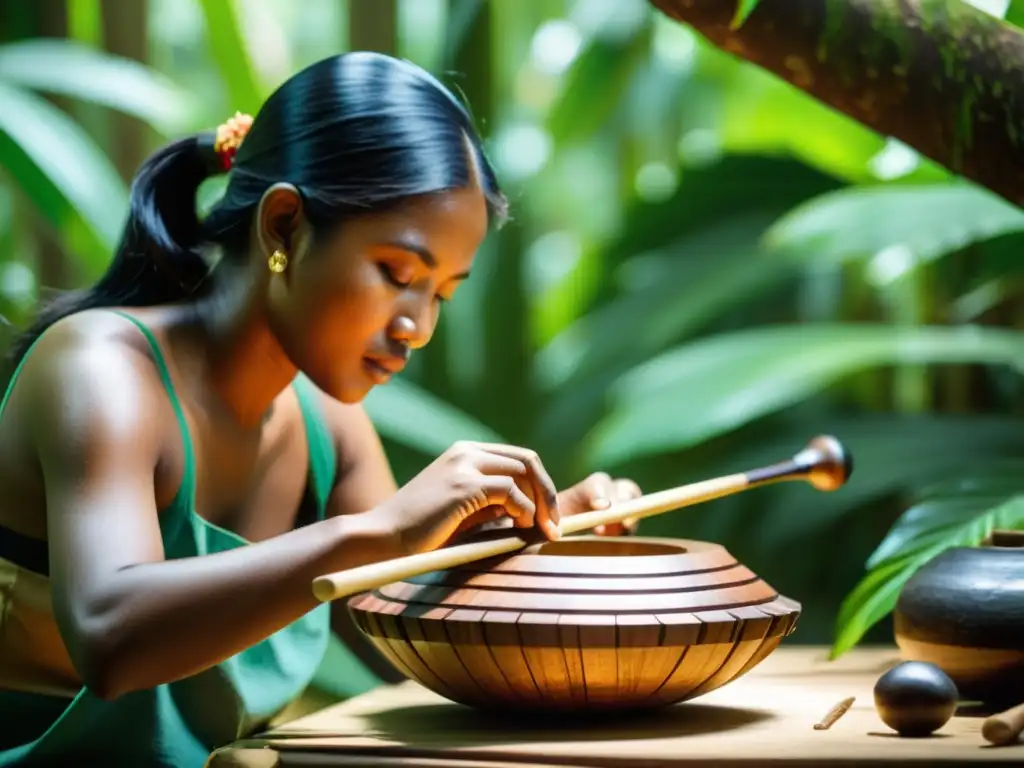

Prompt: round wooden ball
[{"left": 873, "top": 661, "right": 959, "bottom": 737}]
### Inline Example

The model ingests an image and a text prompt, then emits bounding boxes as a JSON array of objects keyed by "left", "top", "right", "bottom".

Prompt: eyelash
[{"left": 378, "top": 263, "right": 448, "bottom": 304}]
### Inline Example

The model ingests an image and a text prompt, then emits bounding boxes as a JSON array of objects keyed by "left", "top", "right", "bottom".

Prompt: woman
[{"left": 0, "top": 52, "right": 640, "bottom": 766}]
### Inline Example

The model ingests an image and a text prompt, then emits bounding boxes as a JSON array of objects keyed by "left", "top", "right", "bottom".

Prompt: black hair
[{"left": 9, "top": 51, "right": 507, "bottom": 366}]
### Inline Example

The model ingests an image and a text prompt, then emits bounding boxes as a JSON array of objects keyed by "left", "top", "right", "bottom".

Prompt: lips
[
  {"left": 369, "top": 356, "right": 406, "bottom": 374},
  {"left": 362, "top": 356, "right": 403, "bottom": 384}
]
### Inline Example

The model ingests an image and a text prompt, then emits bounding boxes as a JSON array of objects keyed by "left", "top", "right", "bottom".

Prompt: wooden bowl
[
  {"left": 894, "top": 530, "right": 1024, "bottom": 707},
  {"left": 347, "top": 535, "right": 801, "bottom": 713}
]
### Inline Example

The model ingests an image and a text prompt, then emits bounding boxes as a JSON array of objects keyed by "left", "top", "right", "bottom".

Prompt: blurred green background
[{"left": 3, "top": 0, "right": 1024, "bottom": 691}]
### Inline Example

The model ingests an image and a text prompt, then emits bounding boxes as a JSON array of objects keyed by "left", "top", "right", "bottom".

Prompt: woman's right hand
[{"left": 372, "top": 440, "right": 562, "bottom": 555}]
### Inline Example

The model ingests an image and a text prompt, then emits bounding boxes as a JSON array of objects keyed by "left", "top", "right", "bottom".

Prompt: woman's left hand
[{"left": 556, "top": 472, "right": 643, "bottom": 536}]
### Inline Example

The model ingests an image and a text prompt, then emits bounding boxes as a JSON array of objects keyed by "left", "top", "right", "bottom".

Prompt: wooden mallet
[
  {"left": 311, "top": 434, "right": 852, "bottom": 603},
  {"left": 982, "top": 700, "right": 1024, "bottom": 746}
]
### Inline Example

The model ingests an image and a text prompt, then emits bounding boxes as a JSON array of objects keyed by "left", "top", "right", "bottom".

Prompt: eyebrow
[{"left": 381, "top": 238, "right": 471, "bottom": 281}]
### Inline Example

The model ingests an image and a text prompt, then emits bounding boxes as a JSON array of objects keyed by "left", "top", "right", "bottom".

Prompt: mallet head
[{"left": 794, "top": 435, "right": 853, "bottom": 492}]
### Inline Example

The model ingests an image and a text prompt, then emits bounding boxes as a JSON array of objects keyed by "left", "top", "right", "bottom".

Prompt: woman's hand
[
  {"left": 556, "top": 471, "right": 643, "bottom": 536},
  {"left": 371, "top": 440, "right": 562, "bottom": 555}
]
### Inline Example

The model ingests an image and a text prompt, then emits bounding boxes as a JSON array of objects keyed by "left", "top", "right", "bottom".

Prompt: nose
[{"left": 388, "top": 307, "right": 433, "bottom": 350}]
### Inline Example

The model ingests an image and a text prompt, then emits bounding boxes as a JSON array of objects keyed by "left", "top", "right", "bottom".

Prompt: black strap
[{"left": 0, "top": 524, "right": 49, "bottom": 576}]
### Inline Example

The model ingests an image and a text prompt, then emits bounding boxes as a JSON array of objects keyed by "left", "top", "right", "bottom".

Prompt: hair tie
[{"left": 213, "top": 111, "right": 254, "bottom": 171}]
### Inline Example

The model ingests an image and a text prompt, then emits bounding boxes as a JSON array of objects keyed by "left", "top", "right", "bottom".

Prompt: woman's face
[{"left": 267, "top": 185, "right": 489, "bottom": 403}]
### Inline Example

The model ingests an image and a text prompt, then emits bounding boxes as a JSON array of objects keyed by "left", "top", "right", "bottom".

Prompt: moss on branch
[{"left": 649, "top": 0, "right": 1024, "bottom": 206}]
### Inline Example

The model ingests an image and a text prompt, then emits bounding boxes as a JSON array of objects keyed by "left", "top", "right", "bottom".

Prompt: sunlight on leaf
[
  {"left": 831, "top": 493, "right": 1024, "bottom": 658},
  {"left": 714, "top": 63, "right": 942, "bottom": 185},
  {"left": 534, "top": 211, "right": 787, "bottom": 391},
  {"left": 585, "top": 324, "right": 1024, "bottom": 468},
  {"left": 964, "top": 0, "right": 1011, "bottom": 18},
  {"left": 730, "top": 0, "right": 762, "bottom": 29},
  {"left": 764, "top": 183, "right": 1024, "bottom": 267},
  {"left": 196, "top": 0, "right": 265, "bottom": 114},
  {"left": 0, "top": 80, "right": 125, "bottom": 274},
  {"left": 1007, "top": 0, "right": 1024, "bottom": 25},
  {"left": 545, "top": 24, "right": 651, "bottom": 146},
  {"left": 0, "top": 39, "right": 196, "bottom": 135}
]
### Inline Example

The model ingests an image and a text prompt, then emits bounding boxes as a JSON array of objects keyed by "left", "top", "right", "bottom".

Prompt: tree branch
[{"left": 648, "top": 0, "right": 1024, "bottom": 206}]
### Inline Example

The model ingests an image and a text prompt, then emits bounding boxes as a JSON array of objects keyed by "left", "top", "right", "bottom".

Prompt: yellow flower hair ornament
[{"left": 213, "top": 111, "right": 254, "bottom": 171}]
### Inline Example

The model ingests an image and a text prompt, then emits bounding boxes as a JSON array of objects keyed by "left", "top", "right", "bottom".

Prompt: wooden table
[{"left": 206, "top": 646, "right": 1023, "bottom": 767}]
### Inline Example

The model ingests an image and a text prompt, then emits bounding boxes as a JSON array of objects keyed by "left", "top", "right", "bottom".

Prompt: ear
[{"left": 255, "top": 183, "right": 310, "bottom": 260}]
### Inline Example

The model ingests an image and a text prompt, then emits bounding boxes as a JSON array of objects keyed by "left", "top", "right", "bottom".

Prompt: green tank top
[{"left": 0, "top": 311, "right": 335, "bottom": 767}]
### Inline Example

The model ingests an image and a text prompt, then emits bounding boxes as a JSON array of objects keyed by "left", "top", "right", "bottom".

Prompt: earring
[{"left": 268, "top": 249, "right": 288, "bottom": 273}]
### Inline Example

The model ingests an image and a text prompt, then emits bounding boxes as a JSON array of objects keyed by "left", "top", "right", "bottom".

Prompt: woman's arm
[
  {"left": 313, "top": 396, "right": 407, "bottom": 682},
  {"left": 321, "top": 399, "right": 399, "bottom": 519},
  {"left": 28, "top": 325, "right": 404, "bottom": 701}
]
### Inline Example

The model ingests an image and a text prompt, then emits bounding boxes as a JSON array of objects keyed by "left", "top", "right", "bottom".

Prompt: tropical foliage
[{"left": 2, "top": 0, "right": 1024, "bottom": 691}]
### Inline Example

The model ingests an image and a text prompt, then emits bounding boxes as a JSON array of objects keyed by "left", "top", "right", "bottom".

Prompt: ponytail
[{"left": 9, "top": 130, "right": 235, "bottom": 367}]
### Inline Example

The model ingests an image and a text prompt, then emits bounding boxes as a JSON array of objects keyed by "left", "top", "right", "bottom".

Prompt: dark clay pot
[{"left": 893, "top": 531, "right": 1024, "bottom": 707}]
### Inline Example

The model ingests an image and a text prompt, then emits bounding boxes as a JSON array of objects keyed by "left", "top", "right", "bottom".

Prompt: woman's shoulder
[
  {"left": 10, "top": 309, "right": 175, "bottom": 442},
  {"left": 17, "top": 309, "right": 163, "bottom": 383}
]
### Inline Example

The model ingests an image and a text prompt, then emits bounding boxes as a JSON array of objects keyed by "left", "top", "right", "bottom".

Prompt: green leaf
[
  {"left": 716, "top": 69, "right": 910, "bottom": 185},
  {"left": 0, "top": 80, "right": 126, "bottom": 275},
  {"left": 545, "top": 24, "right": 651, "bottom": 146},
  {"left": 534, "top": 210, "right": 791, "bottom": 391},
  {"left": 0, "top": 182, "right": 10, "bottom": 236},
  {"left": 830, "top": 552, "right": 927, "bottom": 659},
  {"left": 585, "top": 324, "right": 1024, "bottom": 467},
  {"left": 0, "top": 39, "right": 195, "bottom": 135},
  {"left": 864, "top": 464, "right": 1024, "bottom": 569},
  {"left": 831, "top": 494, "right": 1024, "bottom": 658},
  {"left": 196, "top": 0, "right": 265, "bottom": 115},
  {"left": 362, "top": 377, "right": 506, "bottom": 457},
  {"left": 713, "top": 40, "right": 951, "bottom": 186},
  {"left": 912, "top": 460, "right": 1024, "bottom": 501},
  {"left": 1008, "top": 0, "right": 1024, "bottom": 26},
  {"left": 730, "top": 0, "right": 762, "bottom": 29},
  {"left": 530, "top": 155, "right": 841, "bottom": 456},
  {"left": 764, "top": 183, "right": 1024, "bottom": 267},
  {"left": 864, "top": 498, "right": 1006, "bottom": 568}
]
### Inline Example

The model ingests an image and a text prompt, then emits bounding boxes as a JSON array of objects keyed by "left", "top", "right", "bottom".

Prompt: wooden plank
[{"left": 209, "top": 648, "right": 1024, "bottom": 766}]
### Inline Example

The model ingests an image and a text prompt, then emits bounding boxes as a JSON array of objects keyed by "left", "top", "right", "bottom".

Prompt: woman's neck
[{"left": 193, "top": 263, "right": 298, "bottom": 429}]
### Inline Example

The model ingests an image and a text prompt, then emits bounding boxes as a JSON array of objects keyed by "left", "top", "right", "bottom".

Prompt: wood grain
[
  {"left": 207, "top": 647, "right": 1023, "bottom": 767},
  {"left": 345, "top": 536, "right": 800, "bottom": 713}
]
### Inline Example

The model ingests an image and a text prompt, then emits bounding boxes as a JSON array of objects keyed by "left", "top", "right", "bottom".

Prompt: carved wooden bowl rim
[
  {"left": 348, "top": 536, "right": 801, "bottom": 643},
  {"left": 440, "top": 534, "right": 734, "bottom": 577}
]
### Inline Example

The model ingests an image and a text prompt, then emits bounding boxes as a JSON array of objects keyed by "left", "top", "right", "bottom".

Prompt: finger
[
  {"left": 453, "top": 505, "right": 505, "bottom": 536},
  {"left": 594, "top": 522, "right": 626, "bottom": 536},
  {"left": 480, "top": 475, "right": 539, "bottom": 532},
  {"left": 480, "top": 444, "right": 560, "bottom": 539},
  {"left": 602, "top": 518, "right": 636, "bottom": 536},
  {"left": 583, "top": 472, "right": 615, "bottom": 509},
  {"left": 610, "top": 479, "right": 642, "bottom": 535},
  {"left": 470, "top": 453, "right": 530, "bottom": 484},
  {"left": 557, "top": 472, "right": 613, "bottom": 513},
  {"left": 612, "top": 478, "right": 642, "bottom": 501},
  {"left": 469, "top": 453, "right": 534, "bottom": 524}
]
